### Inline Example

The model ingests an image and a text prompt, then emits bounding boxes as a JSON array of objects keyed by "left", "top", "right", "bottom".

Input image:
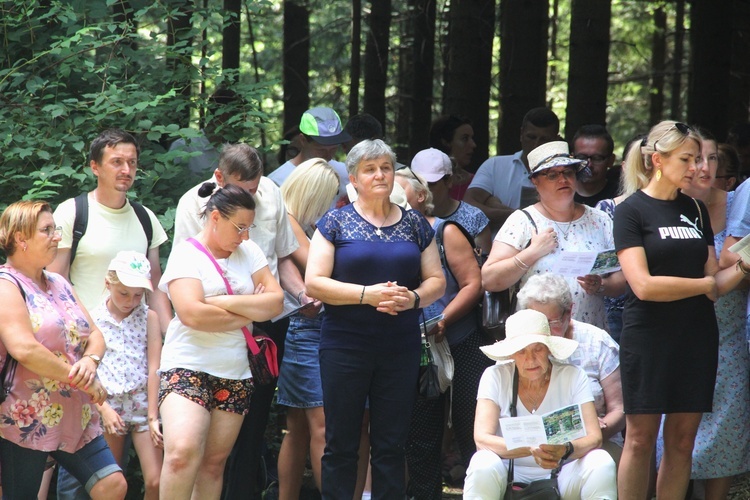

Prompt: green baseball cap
[{"left": 299, "top": 107, "right": 352, "bottom": 145}]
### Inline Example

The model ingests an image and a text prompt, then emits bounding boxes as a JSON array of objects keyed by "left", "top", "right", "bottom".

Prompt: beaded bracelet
[
  {"left": 737, "top": 258, "right": 750, "bottom": 276},
  {"left": 359, "top": 286, "right": 366, "bottom": 304}
]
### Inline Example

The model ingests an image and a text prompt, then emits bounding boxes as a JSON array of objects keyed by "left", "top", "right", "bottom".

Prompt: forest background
[{"left": 2, "top": 0, "right": 750, "bottom": 258}]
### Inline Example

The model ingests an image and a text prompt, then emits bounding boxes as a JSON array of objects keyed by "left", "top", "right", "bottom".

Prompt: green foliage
[{"left": 0, "top": 0, "right": 272, "bottom": 256}]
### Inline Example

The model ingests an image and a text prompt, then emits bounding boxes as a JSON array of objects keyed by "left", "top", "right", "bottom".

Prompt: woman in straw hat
[
  {"left": 463, "top": 309, "right": 617, "bottom": 499},
  {"left": 482, "top": 141, "right": 625, "bottom": 330}
]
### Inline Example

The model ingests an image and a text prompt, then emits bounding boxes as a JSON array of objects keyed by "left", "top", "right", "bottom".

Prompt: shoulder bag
[
  {"left": 483, "top": 210, "right": 537, "bottom": 341},
  {"left": 504, "top": 366, "right": 561, "bottom": 500},
  {"left": 187, "top": 238, "right": 279, "bottom": 386},
  {"left": 418, "top": 312, "right": 442, "bottom": 399}
]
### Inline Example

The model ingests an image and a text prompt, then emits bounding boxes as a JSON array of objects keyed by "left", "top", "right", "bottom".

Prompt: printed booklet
[{"left": 500, "top": 403, "right": 587, "bottom": 450}]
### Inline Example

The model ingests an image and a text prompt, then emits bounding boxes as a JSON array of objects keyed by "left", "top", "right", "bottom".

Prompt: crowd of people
[{"left": 0, "top": 104, "right": 749, "bottom": 500}]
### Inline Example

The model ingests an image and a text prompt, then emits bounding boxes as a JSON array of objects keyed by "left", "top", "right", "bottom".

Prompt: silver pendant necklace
[{"left": 357, "top": 202, "right": 392, "bottom": 238}]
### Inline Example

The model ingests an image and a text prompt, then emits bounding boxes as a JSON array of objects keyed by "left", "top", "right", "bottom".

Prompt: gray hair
[
  {"left": 345, "top": 139, "right": 397, "bottom": 176},
  {"left": 517, "top": 273, "right": 573, "bottom": 312},
  {"left": 395, "top": 169, "right": 434, "bottom": 215}
]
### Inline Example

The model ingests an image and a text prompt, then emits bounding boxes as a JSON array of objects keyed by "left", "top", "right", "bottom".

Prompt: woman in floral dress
[{"left": 0, "top": 200, "right": 125, "bottom": 499}]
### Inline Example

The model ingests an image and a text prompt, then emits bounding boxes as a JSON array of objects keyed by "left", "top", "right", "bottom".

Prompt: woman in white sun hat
[
  {"left": 463, "top": 309, "right": 617, "bottom": 499},
  {"left": 482, "top": 141, "right": 626, "bottom": 330}
]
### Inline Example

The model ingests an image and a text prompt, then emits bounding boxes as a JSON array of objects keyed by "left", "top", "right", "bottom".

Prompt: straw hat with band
[
  {"left": 527, "top": 141, "right": 587, "bottom": 178},
  {"left": 479, "top": 309, "right": 578, "bottom": 362}
]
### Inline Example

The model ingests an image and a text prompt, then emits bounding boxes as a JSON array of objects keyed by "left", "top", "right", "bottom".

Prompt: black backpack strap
[
  {"left": 436, "top": 220, "right": 477, "bottom": 282},
  {"left": 70, "top": 193, "right": 89, "bottom": 265},
  {"left": 130, "top": 201, "right": 154, "bottom": 251}
]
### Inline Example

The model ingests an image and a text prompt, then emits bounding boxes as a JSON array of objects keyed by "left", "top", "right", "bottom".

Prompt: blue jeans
[
  {"left": 1, "top": 434, "right": 120, "bottom": 498},
  {"left": 319, "top": 346, "right": 420, "bottom": 500}
]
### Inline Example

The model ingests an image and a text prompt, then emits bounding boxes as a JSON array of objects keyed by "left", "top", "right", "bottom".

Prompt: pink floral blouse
[{"left": 0, "top": 266, "right": 101, "bottom": 452}]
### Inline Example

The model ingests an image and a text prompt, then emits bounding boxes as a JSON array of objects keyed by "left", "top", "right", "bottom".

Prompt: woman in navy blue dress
[{"left": 306, "top": 139, "right": 445, "bottom": 500}]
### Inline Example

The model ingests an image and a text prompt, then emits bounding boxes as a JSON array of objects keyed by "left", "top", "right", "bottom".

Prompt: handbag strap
[
  {"left": 436, "top": 220, "right": 478, "bottom": 283},
  {"left": 507, "top": 366, "right": 560, "bottom": 485},
  {"left": 186, "top": 238, "right": 261, "bottom": 355},
  {"left": 0, "top": 272, "right": 26, "bottom": 392},
  {"left": 692, "top": 197, "right": 703, "bottom": 230}
]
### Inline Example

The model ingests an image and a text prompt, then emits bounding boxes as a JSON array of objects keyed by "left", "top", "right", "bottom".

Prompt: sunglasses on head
[{"left": 643, "top": 122, "right": 692, "bottom": 151}]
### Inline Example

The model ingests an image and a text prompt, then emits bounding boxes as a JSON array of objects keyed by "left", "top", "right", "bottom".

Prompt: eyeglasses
[
  {"left": 537, "top": 169, "right": 576, "bottom": 182},
  {"left": 548, "top": 310, "right": 569, "bottom": 328},
  {"left": 224, "top": 217, "right": 255, "bottom": 235},
  {"left": 574, "top": 154, "right": 610, "bottom": 165},
  {"left": 650, "top": 122, "right": 692, "bottom": 151},
  {"left": 714, "top": 174, "right": 736, "bottom": 179},
  {"left": 39, "top": 225, "right": 63, "bottom": 238},
  {"left": 406, "top": 167, "right": 429, "bottom": 190}
]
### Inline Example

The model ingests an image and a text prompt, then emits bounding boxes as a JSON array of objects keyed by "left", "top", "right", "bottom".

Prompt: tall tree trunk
[
  {"left": 395, "top": 1, "right": 416, "bottom": 162},
  {"left": 166, "top": 0, "right": 194, "bottom": 128},
  {"left": 728, "top": 0, "right": 750, "bottom": 130},
  {"left": 648, "top": 7, "right": 666, "bottom": 126},
  {"left": 442, "top": 0, "right": 495, "bottom": 170},
  {"left": 283, "top": 0, "right": 310, "bottom": 142},
  {"left": 245, "top": 4, "right": 267, "bottom": 162},
  {"left": 564, "top": 0, "right": 611, "bottom": 140},
  {"left": 687, "top": 0, "right": 732, "bottom": 136},
  {"left": 498, "top": 0, "right": 549, "bottom": 155},
  {"left": 363, "top": 0, "right": 392, "bottom": 129},
  {"left": 223, "top": 0, "right": 241, "bottom": 72},
  {"left": 669, "top": 0, "right": 685, "bottom": 119},
  {"left": 350, "top": 0, "right": 362, "bottom": 119},
  {"left": 408, "top": 0, "right": 437, "bottom": 159}
]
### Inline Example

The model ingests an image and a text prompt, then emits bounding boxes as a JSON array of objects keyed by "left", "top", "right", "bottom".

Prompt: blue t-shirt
[{"left": 316, "top": 204, "right": 435, "bottom": 353}]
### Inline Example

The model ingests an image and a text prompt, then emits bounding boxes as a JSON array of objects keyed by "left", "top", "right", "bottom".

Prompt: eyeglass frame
[
  {"left": 535, "top": 167, "right": 577, "bottom": 182},
  {"left": 39, "top": 225, "right": 63, "bottom": 238},
  {"left": 547, "top": 309, "right": 570, "bottom": 328},
  {"left": 224, "top": 217, "right": 256, "bottom": 235},
  {"left": 573, "top": 153, "right": 612, "bottom": 166}
]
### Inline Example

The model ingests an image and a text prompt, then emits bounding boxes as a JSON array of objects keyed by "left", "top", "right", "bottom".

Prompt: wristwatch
[
  {"left": 85, "top": 353, "right": 102, "bottom": 366},
  {"left": 561, "top": 441, "right": 574, "bottom": 462},
  {"left": 412, "top": 290, "right": 421, "bottom": 310}
]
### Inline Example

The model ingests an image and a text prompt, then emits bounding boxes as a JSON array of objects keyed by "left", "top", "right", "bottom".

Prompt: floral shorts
[{"left": 158, "top": 368, "right": 254, "bottom": 415}]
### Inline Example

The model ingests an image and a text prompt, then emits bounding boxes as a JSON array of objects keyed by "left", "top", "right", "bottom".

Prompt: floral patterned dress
[
  {"left": 0, "top": 266, "right": 101, "bottom": 452},
  {"left": 496, "top": 205, "right": 614, "bottom": 329}
]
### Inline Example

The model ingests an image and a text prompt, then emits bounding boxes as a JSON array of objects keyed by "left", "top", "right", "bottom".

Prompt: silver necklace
[
  {"left": 357, "top": 203, "right": 392, "bottom": 238},
  {"left": 540, "top": 203, "right": 575, "bottom": 241}
]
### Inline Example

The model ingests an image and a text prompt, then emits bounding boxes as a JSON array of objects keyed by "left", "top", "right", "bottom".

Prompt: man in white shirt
[{"left": 464, "top": 107, "right": 559, "bottom": 232}]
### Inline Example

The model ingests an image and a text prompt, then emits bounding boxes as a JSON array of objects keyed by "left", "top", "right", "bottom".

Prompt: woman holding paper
[
  {"left": 482, "top": 141, "right": 625, "bottom": 330},
  {"left": 463, "top": 309, "right": 617, "bottom": 499}
]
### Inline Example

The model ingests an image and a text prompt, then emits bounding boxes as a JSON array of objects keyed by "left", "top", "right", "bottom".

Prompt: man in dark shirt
[{"left": 573, "top": 124, "right": 620, "bottom": 207}]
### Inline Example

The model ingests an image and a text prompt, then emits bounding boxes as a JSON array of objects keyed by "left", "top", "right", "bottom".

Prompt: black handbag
[
  {"left": 417, "top": 314, "right": 441, "bottom": 400},
  {"left": 503, "top": 367, "right": 561, "bottom": 500},
  {"left": 483, "top": 210, "right": 537, "bottom": 341},
  {"left": 0, "top": 272, "right": 24, "bottom": 404}
]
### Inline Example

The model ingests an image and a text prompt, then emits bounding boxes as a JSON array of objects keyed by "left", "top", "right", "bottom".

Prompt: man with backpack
[{"left": 48, "top": 128, "right": 171, "bottom": 498}]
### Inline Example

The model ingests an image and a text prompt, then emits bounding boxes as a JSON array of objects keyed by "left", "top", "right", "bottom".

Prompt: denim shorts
[
  {"left": 108, "top": 390, "right": 150, "bottom": 433},
  {"left": 0, "top": 434, "right": 121, "bottom": 497},
  {"left": 159, "top": 368, "right": 254, "bottom": 415},
  {"left": 276, "top": 315, "right": 323, "bottom": 408}
]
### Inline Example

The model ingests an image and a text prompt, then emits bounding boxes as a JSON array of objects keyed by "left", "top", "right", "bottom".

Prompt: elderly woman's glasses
[
  {"left": 537, "top": 169, "right": 576, "bottom": 182},
  {"left": 225, "top": 217, "right": 255, "bottom": 235},
  {"left": 649, "top": 122, "right": 692, "bottom": 151},
  {"left": 39, "top": 225, "right": 62, "bottom": 238}
]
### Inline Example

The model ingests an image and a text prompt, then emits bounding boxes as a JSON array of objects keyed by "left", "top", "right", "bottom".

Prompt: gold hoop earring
[{"left": 655, "top": 169, "right": 662, "bottom": 182}]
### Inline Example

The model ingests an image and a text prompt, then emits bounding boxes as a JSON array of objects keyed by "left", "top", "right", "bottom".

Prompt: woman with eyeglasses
[
  {"left": 613, "top": 121, "right": 749, "bottom": 499},
  {"left": 157, "top": 184, "right": 283, "bottom": 498},
  {"left": 651, "top": 129, "right": 750, "bottom": 499},
  {"left": 482, "top": 141, "right": 625, "bottom": 331},
  {"left": 0, "top": 200, "right": 126, "bottom": 499}
]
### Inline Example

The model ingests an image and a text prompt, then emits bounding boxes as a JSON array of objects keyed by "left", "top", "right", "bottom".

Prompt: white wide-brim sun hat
[
  {"left": 479, "top": 309, "right": 578, "bottom": 362},
  {"left": 527, "top": 141, "right": 586, "bottom": 176}
]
